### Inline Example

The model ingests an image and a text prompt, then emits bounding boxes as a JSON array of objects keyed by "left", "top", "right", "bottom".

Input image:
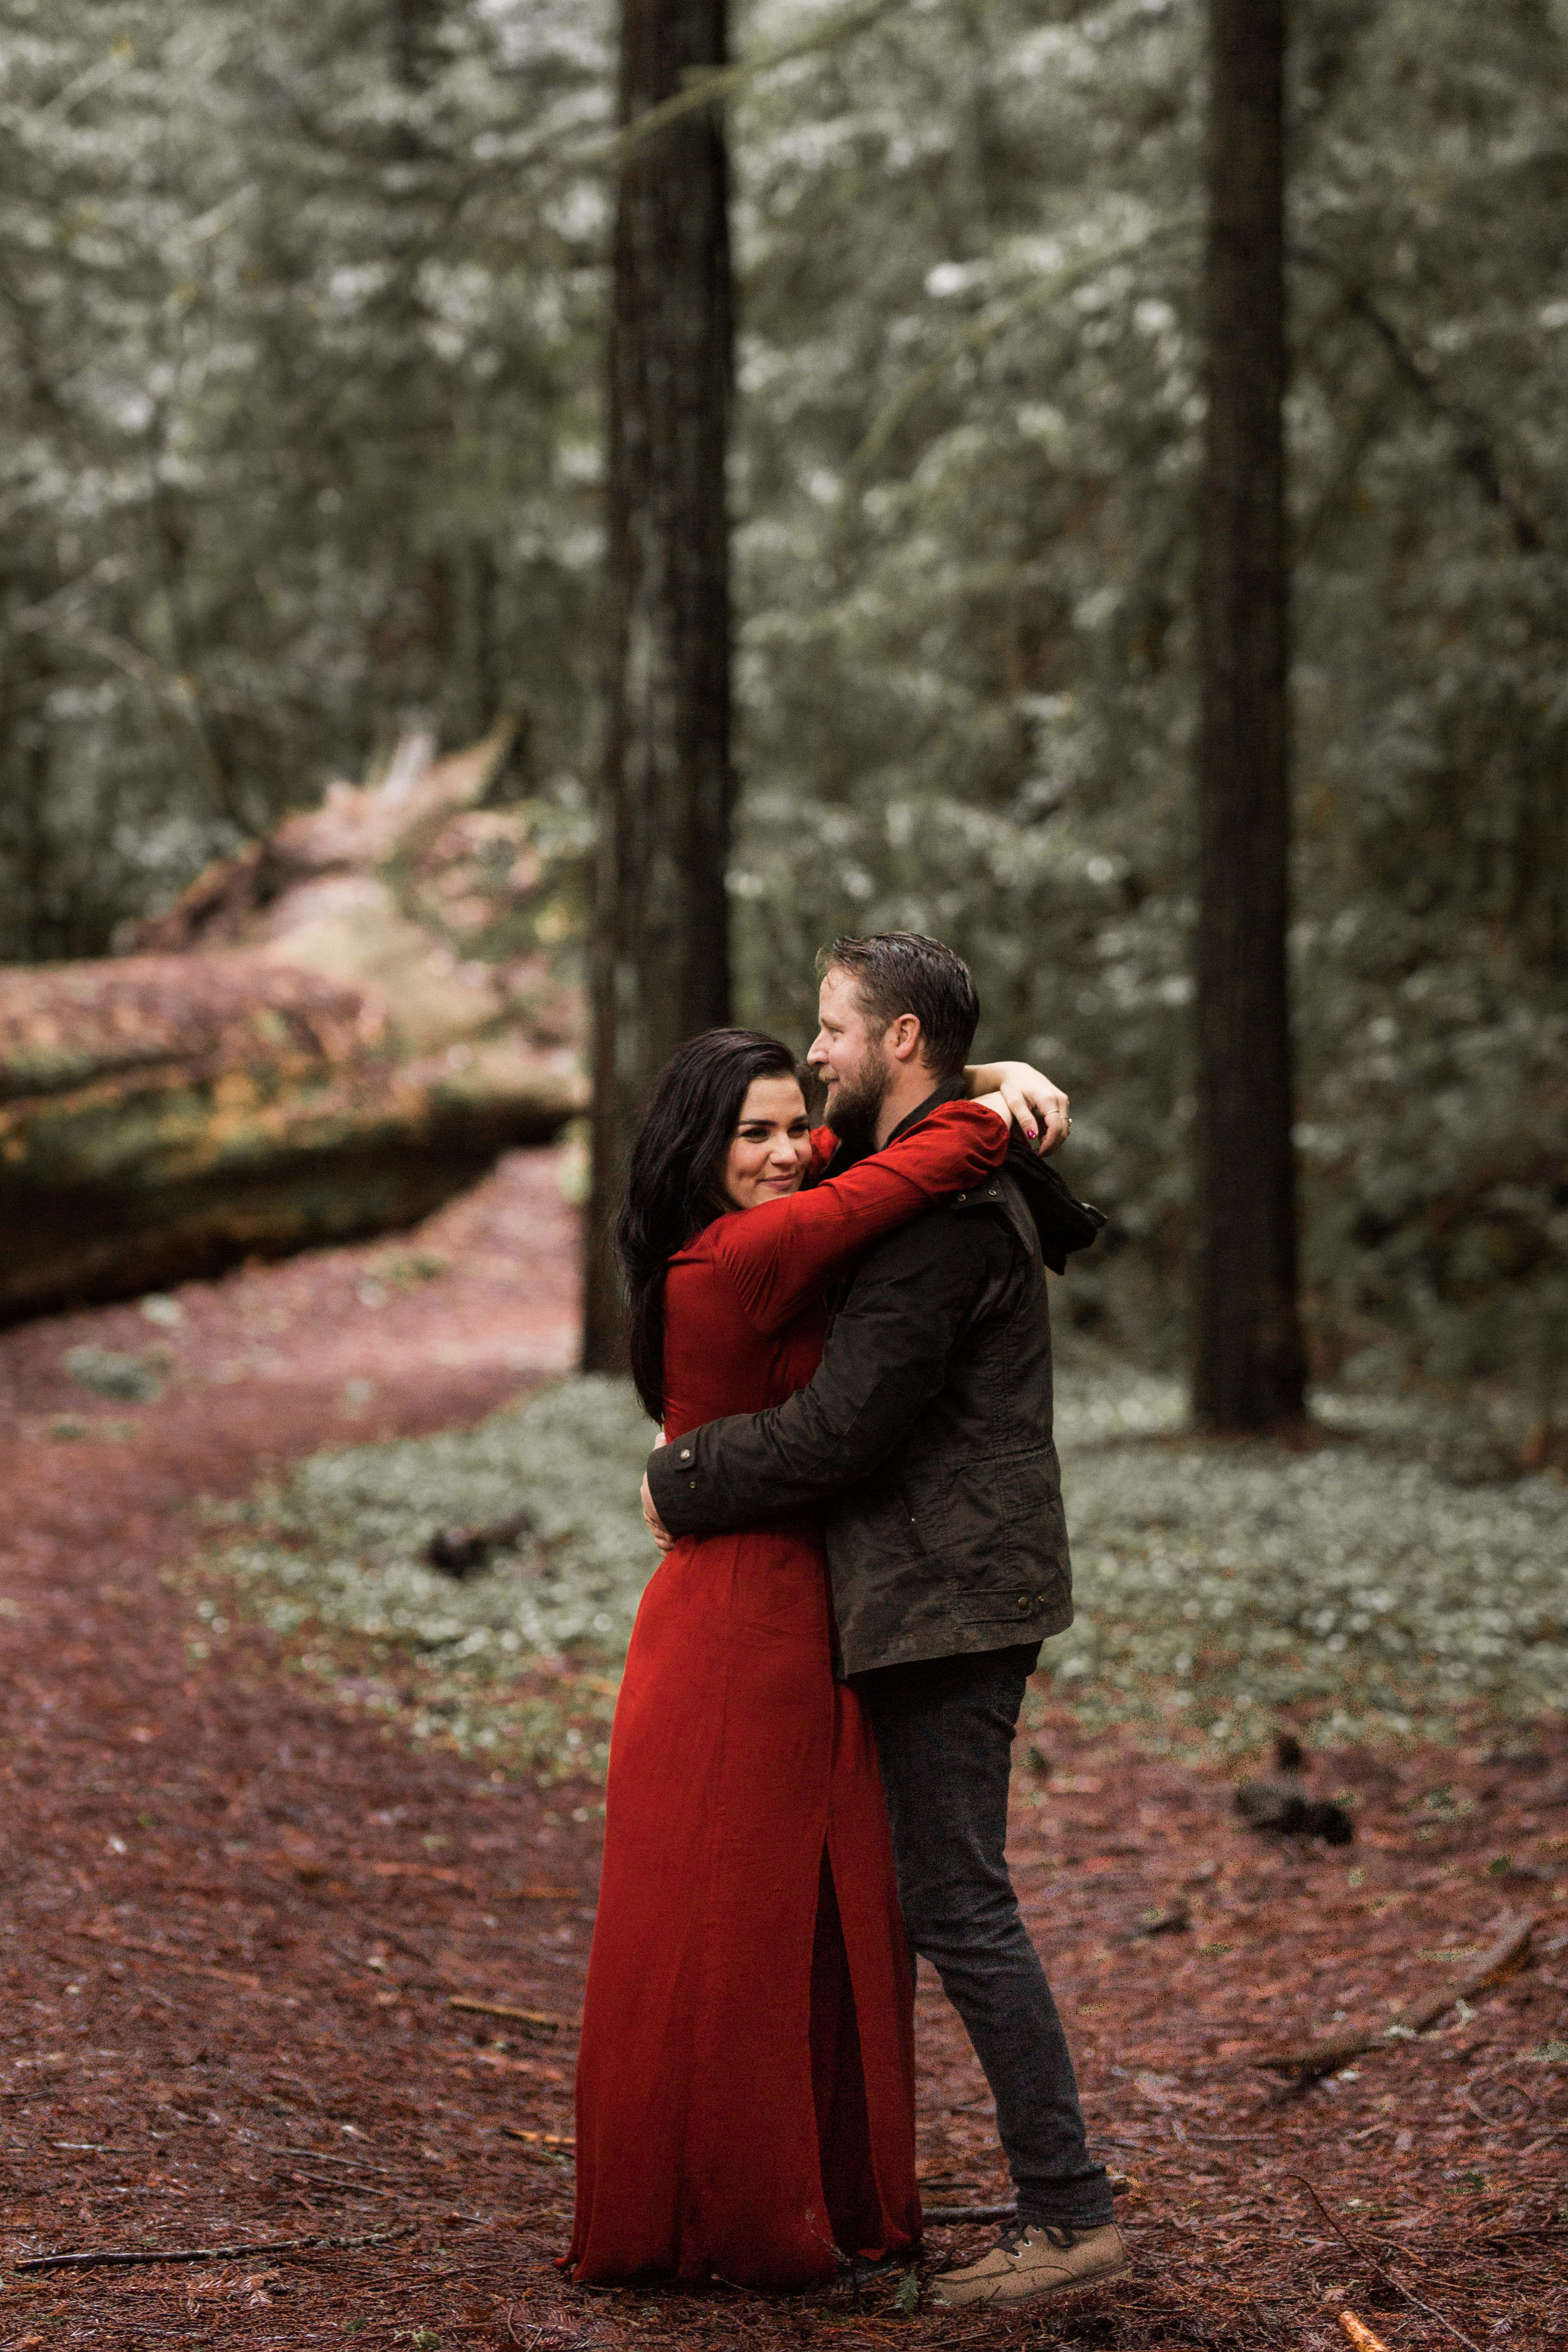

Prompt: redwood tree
[
  {"left": 581, "top": 0, "right": 735, "bottom": 1372},
  {"left": 1192, "top": 0, "right": 1306, "bottom": 1429}
]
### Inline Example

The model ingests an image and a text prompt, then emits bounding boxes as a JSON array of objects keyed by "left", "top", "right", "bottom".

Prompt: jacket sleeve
[
  {"left": 647, "top": 1214, "right": 1000, "bottom": 1534},
  {"left": 706, "top": 1099, "right": 1007, "bottom": 1336}
]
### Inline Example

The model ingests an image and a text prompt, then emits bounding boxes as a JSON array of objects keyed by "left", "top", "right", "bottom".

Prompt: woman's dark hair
[{"left": 615, "top": 1027, "right": 803, "bottom": 1424}]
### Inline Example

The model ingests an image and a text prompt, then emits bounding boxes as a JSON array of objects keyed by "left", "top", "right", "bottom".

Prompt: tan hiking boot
[{"left": 930, "top": 2220, "right": 1128, "bottom": 2309}]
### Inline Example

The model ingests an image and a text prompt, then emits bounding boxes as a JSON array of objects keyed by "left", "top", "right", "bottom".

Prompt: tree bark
[
  {"left": 1192, "top": 0, "right": 1306, "bottom": 1429},
  {"left": 581, "top": 0, "right": 735, "bottom": 1373}
]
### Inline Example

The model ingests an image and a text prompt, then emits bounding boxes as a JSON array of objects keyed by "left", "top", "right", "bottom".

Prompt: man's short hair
[{"left": 817, "top": 931, "right": 980, "bottom": 1078}]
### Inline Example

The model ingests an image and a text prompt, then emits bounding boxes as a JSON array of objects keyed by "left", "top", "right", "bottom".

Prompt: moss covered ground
[{"left": 199, "top": 1351, "right": 1567, "bottom": 1783}]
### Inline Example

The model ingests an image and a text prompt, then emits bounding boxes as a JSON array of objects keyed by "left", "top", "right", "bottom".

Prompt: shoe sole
[{"left": 930, "top": 2255, "right": 1131, "bottom": 2310}]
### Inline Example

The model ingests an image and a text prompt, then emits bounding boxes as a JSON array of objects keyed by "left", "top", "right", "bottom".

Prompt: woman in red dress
[{"left": 564, "top": 1029, "right": 1014, "bottom": 2291}]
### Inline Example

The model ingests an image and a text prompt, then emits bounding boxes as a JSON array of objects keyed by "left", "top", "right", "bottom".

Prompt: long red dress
[{"left": 565, "top": 1101, "right": 1010, "bottom": 2289}]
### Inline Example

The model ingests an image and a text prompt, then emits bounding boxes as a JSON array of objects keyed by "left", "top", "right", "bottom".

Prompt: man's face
[{"left": 807, "top": 967, "right": 894, "bottom": 1143}]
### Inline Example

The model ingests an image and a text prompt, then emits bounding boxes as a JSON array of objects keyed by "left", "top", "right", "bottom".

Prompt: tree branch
[{"left": 1320, "top": 267, "right": 1549, "bottom": 554}]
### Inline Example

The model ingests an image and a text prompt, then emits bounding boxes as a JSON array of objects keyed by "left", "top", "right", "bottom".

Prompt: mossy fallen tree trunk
[{"left": 0, "top": 734, "right": 585, "bottom": 1322}]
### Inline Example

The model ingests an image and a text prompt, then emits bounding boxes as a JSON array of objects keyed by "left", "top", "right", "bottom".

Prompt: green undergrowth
[
  {"left": 194, "top": 1375, "right": 657, "bottom": 1786},
  {"left": 1040, "top": 1352, "right": 1568, "bottom": 1757},
  {"left": 198, "top": 1355, "right": 1568, "bottom": 1784}
]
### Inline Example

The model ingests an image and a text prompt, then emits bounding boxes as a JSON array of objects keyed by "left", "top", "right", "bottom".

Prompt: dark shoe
[
  {"left": 930, "top": 2220, "right": 1128, "bottom": 2309},
  {"left": 840, "top": 2252, "right": 909, "bottom": 2286}
]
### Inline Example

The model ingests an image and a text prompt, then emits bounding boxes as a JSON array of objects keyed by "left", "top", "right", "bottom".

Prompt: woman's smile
[{"left": 722, "top": 1074, "right": 815, "bottom": 1210}]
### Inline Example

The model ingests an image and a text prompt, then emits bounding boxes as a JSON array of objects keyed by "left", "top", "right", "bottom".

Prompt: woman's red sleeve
[{"left": 708, "top": 1099, "right": 1010, "bottom": 1334}]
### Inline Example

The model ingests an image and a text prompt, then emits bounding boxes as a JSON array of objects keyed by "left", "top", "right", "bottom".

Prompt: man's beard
[{"left": 824, "top": 1050, "right": 893, "bottom": 1157}]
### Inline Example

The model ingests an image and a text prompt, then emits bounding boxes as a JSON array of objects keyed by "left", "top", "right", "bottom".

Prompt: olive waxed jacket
[{"left": 644, "top": 1088, "right": 1104, "bottom": 1678}]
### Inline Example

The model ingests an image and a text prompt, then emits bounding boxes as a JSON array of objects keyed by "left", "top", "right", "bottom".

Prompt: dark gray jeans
[{"left": 857, "top": 1643, "right": 1113, "bottom": 2232}]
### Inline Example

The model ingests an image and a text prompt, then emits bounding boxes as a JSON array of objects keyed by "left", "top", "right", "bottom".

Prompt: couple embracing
[{"left": 563, "top": 933, "right": 1125, "bottom": 2311}]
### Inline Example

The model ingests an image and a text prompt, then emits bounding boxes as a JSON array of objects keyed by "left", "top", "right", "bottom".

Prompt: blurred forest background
[{"left": 3, "top": 0, "right": 1564, "bottom": 1394}]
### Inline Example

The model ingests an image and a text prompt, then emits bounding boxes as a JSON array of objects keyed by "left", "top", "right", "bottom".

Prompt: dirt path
[{"left": 1, "top": 1147, "right": 1564, "bottom": 2350}]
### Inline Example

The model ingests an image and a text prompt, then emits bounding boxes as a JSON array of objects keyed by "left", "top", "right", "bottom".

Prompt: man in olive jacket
[{"left": 642, "top": 933, "right": 1123, "bottom": 2311}]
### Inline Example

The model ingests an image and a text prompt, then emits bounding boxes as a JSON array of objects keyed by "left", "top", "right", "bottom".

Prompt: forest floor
[{"left": 1, "top": 1145, "right": 1565, "bottom": 2352}]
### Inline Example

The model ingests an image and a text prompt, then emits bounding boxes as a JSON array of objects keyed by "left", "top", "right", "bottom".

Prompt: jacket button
[
  {"left": 689, "top": 1480, "right": 696, "bottom": 1490},
  {"left": 1015, "top": 1593, "right": 1031, "bottom": 1611},
  {"left": 679, "top": 1448, "right": 692, "bottom": 1461}
]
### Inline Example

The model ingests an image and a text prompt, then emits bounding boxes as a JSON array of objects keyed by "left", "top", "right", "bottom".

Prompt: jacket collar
[
  {"left": 885, "top": 1076, "right": 968, "bottom": 1145},
  {"left": 819, "top": 1076, "right": 967, "bottom": 1181}
]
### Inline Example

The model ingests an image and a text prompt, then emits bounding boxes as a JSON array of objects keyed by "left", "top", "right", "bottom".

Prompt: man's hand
[
  {"left": 966, "top": 1060, "right": 1071, "bottom": 1153},
  {"left": 641, "top": 1470, "right": 675, "bottom": 1554}
]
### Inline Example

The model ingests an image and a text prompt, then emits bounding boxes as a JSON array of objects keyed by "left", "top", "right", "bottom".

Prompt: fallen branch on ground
[
  {"left": 14, "top": 2225, "right": 414, "bottom": 2274},
  {"left": 448, "top": 1996, "right": 570, "bottom": 2035},
  {"left": 372, "top": 1924, "right": 453, "bottom": 1978},
  {"left": 1254, "top": 1912, "right": 1536, "bottom": 2079},
  {"left": 285, "top": 2170, "right": 398, "bottom": 2198},
  {"left": 471, "top": 2050, "right": 564, "bottom": 2080},
  {"left": 921, "top": 2203, "right": 1017, "bottom": 2224},
  {"left": 273, "top": 2146, "right": 410, "bottom": 2181},
  {"left": 68, "top": 1927, "right": 262, "bottom": 1992},
  {"left": 1340, "top": 2314, "right": 1391, "bottom": 2352},
  {"left": 1293, "top": 2176, "right": 1483, "bottom": 2352},
  {"left": 364, "top": 1862, "right": 478, "bottom": 1895}
]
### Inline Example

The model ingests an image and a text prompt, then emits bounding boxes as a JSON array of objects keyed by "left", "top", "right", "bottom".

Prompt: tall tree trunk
[
  {"left": 1192, "top": 0, "right": 1306, "bottom": 1429},
  {"left": 581, "top": 0, "right": 734, "bottom": 1373}
]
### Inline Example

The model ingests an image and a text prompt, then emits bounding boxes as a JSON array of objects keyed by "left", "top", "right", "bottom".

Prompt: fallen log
[
  {"left": 1254, "top": 1910, "right": 1537, "bottom": 2080},
  {"left": 0, "top": 732, "right": 585, "bottom": 1322}
]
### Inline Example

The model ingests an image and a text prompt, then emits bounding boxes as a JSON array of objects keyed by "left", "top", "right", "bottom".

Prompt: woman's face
[{"left": 721, "top": 1075, "right": 813, "bottom": 1210}]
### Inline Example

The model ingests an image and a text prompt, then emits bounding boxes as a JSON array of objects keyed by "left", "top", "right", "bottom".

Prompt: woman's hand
[
  {"left": 642, "top": 1471, "right": 675, "bottom": 1554},
  {"left": 973, "top": 1088, "right": 1015, "bottom": 1131},
  {"left": 965, "top": 1061, "right": 1070, "bottom": 1153},
  {"left": 642, "top": 1431, "right": 675, "bottom": 1553}
]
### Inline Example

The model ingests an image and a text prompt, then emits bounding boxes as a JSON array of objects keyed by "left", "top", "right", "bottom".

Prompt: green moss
[
  {"left": 203, "top": 1362, "right": 1568, "bottom": 1780},
  {"left": 203, "top": 1375, "right": 657, "bottom": 1781},
  {"left": 1046, "top": 1358, "right": 1568, "bottom": 1752}
]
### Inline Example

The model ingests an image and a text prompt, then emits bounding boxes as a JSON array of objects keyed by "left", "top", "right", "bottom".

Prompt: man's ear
[{"left": 885, "top": 1012, "right": 923, "bottom": 1066}]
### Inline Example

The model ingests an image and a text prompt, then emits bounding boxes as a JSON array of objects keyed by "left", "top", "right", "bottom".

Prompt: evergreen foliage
[
  {"left": 0, "top": 0, "right": 605, "bottom": 951},
  {"left": 2, "top": 0, "right": 1564, "bottom": 1382}
]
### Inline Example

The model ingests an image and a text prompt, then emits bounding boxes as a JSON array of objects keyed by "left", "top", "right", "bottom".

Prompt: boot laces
[{"left": 1000, "top": 2220, "right": 1078, "bottom": 2255}]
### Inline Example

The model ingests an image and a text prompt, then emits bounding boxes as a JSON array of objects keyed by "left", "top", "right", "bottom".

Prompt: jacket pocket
[
  {"left": 848, "top": 1461, "right": 928, "bottom": 1563},
  {"left": 1008, "top": 1444, "right": 1068, "bottom": 1558},
  {"left": 907, "top": 1447, "right": 1062, "bottom": 1565}
]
